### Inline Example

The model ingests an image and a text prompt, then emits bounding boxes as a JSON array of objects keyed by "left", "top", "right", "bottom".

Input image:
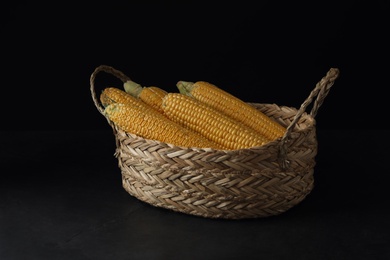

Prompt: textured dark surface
[{"left": 1, "top": 130, "right": 389, "bottom": 259}]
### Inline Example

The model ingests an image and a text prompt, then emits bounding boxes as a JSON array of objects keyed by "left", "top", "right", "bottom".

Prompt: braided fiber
[
  {"left": 90, "top": 65, "right": 339, "bottom": 219},
  {"left": 114, "top": 104, "right": 317, "bottom": 219}
]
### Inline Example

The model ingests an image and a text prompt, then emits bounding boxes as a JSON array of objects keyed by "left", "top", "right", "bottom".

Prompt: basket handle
[
  {"left": 90, "top": 65, "right": 131, "bottom": 114},
  {"left": 278, "top": 67, "right": 340, "bottom": 170}
]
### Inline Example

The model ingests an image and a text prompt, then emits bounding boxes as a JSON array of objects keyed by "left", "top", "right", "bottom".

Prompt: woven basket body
[{"left": 90, "top": 65, "right": 339, "bottom": 219}]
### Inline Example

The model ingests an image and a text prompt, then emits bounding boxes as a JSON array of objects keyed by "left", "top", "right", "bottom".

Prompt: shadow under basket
[{"left": 90, "top": 65, "right": 340, "bottom": 219}]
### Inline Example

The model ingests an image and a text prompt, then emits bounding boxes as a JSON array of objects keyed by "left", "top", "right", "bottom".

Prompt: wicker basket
[{"left": 90, "top": 65, "right": 340, "bottom": 219}]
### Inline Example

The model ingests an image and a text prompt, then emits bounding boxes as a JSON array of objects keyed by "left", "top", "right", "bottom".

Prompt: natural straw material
[{"left": 90, "top": 65, "right": 340, "bottom": 219}]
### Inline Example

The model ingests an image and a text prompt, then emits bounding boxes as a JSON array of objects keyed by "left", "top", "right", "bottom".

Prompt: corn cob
[
  {"left": 103, "top": 102, "right": 225, "bottom": 150},
  {"left": 100, "top": 87, "right": 149, "bottom": 109},
  {"left": 161, "top": 93, "right": 271, "bottom": 150},
  {"left": 100, "top": 87, "right": 224, "bottom": 148},
  {"left": 177, "top": 81, "right": 286, "bottom": 141},
  {"left": 124, "top": 80, "right": 167, "bottom": 114}
]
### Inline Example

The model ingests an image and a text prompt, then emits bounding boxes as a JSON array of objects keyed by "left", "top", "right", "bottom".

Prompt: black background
[
  {"left": 2, "top": 1, "right": 389, "bottom": 131},
  {"left": 2, "top": 2, "right": 390, "bottom": 260}
]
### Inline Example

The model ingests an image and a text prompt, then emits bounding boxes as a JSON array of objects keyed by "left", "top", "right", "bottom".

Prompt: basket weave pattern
[{"left": 90, "top": 65, "right": 339, "bottom": 219}]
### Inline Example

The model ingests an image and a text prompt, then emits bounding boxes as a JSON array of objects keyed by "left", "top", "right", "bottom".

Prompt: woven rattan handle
[
  {"left": 90, "top": 65, "right": 131, "bottom": 114},
  {"left": 278, "top": 67, "right": 340, "bottom": 169}
]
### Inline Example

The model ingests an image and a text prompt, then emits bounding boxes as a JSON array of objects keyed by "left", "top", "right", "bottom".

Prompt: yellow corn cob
[
  {"left": 124, "top": 80, "right": 168, "bottom": 114},
  {"left": 161, "top": 93, "right": 270, "bottom": 150},
  {"left": 100, "top": 87, "right": 149, "bottom": 109},
  {"left": 177, "top": 81, "right": 286, "bottom": 141},
  {"left": 104, "top": 102, "right": 225, "bottom": 150},
  {"left": 100, "top": 87, "right": 224, "bottom": 148}
]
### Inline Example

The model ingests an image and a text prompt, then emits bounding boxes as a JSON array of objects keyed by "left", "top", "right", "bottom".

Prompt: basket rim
[{"left": 111, "top": 102, "right": 316, "bottom": 153}]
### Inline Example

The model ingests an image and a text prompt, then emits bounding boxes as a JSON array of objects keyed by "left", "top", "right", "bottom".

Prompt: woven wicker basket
[{"left": 90, "top": 65, "right": 340, "bottom": 219}]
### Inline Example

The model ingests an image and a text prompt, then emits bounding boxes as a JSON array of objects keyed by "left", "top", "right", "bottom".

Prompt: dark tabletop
[{"left": 1, "top": 129, "right": 389, "bottom": 260}]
